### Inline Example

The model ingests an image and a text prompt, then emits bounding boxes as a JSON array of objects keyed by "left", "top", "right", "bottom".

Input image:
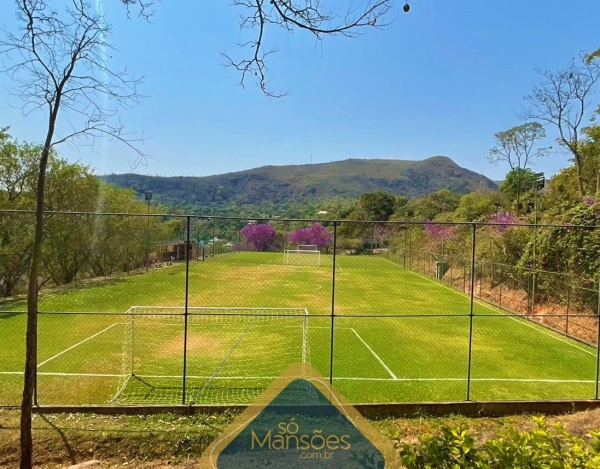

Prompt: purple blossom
[
  {"left": 241, "top": 223, "right": 277, "bottom": 252},
  {"left": 490, "top": 211, "right": 516, "bottom": 232},
  {"left": 288, "top": 223, "right": 332, "bottom": 248},
  {"left": 583, "top": 196, "right": 596, "bottom": 206},
  {"left": 424, "top": 220, "right": 457, "bottom": 238}
]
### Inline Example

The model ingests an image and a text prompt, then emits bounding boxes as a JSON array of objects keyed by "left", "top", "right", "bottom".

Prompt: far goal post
[{"left": 284, "top": 247, "right": 321, "bottom": 266}]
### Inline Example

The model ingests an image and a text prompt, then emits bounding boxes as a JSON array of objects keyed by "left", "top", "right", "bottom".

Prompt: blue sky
[{"left": 1, "top": 0, "right": 599, "bottom": 181}]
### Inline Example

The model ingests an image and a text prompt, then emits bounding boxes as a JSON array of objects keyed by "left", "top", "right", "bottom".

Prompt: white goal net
[
  {"left": 112, "top": 306, "right": 309, "bottom": 405},
  {"left": 284, "top": 247, "right": 321, "bottom": 266}
]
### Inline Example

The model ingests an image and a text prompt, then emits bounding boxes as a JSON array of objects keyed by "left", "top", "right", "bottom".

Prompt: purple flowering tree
[
  {"left": 489, "top": 211, "right": 517, "bottom": 232},
  {"left": 241, "top": 223, "right": 277, "bottom": 252},
  {"left": 288, "top": 223, "right": 332, "bottom": 248},
  {"left": 424, "top": 220, "right": 457, "bottom": 239}
]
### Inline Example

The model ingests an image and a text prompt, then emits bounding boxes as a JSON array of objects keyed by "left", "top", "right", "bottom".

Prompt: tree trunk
[
  {"left": 20, "top": 147, "right": 50, "bottom": 469},
  {"left": 572, "top": 148, "right": 586, "bottom": 197}
]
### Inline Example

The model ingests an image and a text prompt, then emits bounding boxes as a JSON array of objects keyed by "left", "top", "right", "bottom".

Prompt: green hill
[{"left": 100, "top": 156, "right": 497, "bottom": 212}]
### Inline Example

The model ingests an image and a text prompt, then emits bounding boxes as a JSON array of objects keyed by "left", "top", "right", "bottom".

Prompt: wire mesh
[{"left": 1, "top": 212, "right": 600, "bottom": 406}]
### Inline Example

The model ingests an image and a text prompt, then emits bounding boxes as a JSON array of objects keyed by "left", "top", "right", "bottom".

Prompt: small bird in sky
[{"left": 369, "top": 17, "right": 376, "bottom": 26}]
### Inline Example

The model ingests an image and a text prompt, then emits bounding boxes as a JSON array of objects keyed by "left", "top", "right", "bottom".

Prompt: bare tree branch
[
  {"left": 524, "top": 54, "right": 600, "bottom": 197},
  {"left": 115, "top": 0, "right": 400, "bottom": 96}
]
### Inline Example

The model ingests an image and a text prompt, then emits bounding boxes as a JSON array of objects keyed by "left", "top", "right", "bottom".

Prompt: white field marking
[
  {"left": 258, "top": 258, "right": 277, "bottom": 268},
  {"left": 309, "top": 326, "right": 351, "bottom": 330},
  {"left": 0, "top": 371, "right": 122, "bottom": 377},
  {"left": 37, "top": 323, "right": 118, "bottom": 368},
  {"left": 0, "top": 371, "right": 592, "bottom": 384},
  {"left": 350, "top": 328, "right": 398, "bottom": 380},
  {"left": 378, "top": 257, "right": 597, "bottom": 358}
]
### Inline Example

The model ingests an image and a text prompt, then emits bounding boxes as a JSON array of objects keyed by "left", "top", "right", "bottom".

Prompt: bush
[{"left": 398, "top": 417, "right": 600, "bottom": 468}]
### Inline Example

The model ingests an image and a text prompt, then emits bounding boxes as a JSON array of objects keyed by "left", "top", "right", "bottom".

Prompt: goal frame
[
  {"left": 113, "top": 305, "right": 310, "bottom": 404},
  {"left": 283, "top": 249, "right": 321, "bottom": 266}
]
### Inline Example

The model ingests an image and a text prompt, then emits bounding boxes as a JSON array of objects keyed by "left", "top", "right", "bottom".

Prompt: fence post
[
  {"left": 409, "top": 233, "right": 412, "bottom": 269},
  {"left": 478, "top": 263, "right": 482, "bottom": 298},
  {"left": 182, "top": 216, "right": 191, "bottom": 404},
  {"left": 329, "top": 221, "right": 338, "bottom": 385},
  {"left": 595, "top": 277, "right": 600, "bottom": 400},
  {"left": 466, "top": 223, "right": 476, "bottom": 401},
  {"left": 499, "top": 264, "right": 503, "bottom": 309},
  {"left": 403, "top": 229, "right": 407, "bottom": 269},
  {"left": 566, "top": 275, "right": 571, "bottom": 337},
  {"left": 34, "top": 330, "right": 38, "bottom": 406},
  {"left": 212, "top": 216, "right": 216, "bottom": 258}
]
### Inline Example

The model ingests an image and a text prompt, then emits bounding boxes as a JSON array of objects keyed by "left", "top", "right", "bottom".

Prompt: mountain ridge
[{"left": 100, "top": 156, "right": 498, "bottom": 211}]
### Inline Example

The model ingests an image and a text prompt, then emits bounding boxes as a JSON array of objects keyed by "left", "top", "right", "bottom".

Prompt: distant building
[{"left": 154, "top": 240, "right": 199, "bottom": 262}]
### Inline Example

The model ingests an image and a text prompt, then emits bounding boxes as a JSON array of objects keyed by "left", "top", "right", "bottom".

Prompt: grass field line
[
  {"left": 37, "top": 323, "right": 118, "bottom": 368},
  {"left": 258, "top": 257, "right": 277, "bottom": 267},
  {"left": 378, "top": 257, "right": 597, "bottom": 358},
  {"left": 0, "top": 371, "right": 594, "bottom": 384},
  {"left": 350, "top": 328, "right": 398, "bottom": 380}
]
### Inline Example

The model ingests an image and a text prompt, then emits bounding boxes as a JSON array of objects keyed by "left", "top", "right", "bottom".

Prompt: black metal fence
[{"left": 1, "top": 211, "right": 600, "bottom": 407}]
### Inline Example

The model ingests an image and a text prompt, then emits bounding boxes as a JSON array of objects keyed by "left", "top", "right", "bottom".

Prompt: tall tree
[
  {"left": 0, "top": 1, "right": 144, "bottom": 466},
  {"left": 358, "top": 191, "right": 396, "bottom": 221},
  {"left": 488, "top": 123, "right": 549, "bottom": 214},
  {"left": 524, "top": 53, "right": 600, "bottom": 197}
]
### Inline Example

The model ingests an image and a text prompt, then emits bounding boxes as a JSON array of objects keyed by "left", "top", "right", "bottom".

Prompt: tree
[
  {"left": 358, "top": 191, "right": 396, "bottom": 221},
  {"left": 500, "top": 168, "right": 539, "bottom": 213},
  {"left": 453, "top": 191, "right": 504, "bottom": 222},
  {"left": 410, "top": 190, "right": 460, "bottom": 221},
  {"left": 488, "top": 123, "right": 549, "bottom": 214},
  {"left": 524, "top": 53, "right": 600, "bottom": 197},
  {"left": 288, "top": 223, "right": 332, "bottom": 248},
  {"left": 0, "top": 2, "right": 144, "bottom": 466},
  {"left": 241, "top": 223, "right": 277, "bottom": 251}
]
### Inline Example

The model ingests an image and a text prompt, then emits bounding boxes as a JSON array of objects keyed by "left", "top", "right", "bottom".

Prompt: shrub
[{"left": 398, "top": 417, "right": 600, "bottom": 468}]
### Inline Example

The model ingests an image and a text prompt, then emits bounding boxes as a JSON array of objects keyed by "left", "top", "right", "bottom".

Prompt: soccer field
[{"left": 0, "top": 252, "right": 597, "bottom": 406}]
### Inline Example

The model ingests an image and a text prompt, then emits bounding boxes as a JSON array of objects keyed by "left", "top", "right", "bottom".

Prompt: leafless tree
[
  {"left": 119, "top": 0, "right": 398, "bottom": 97},
  {"left": 524, "top": 54, "right": 600, "bottom": 197},
  {"left": 0, "top": 1, "right": 144, "bottom": 467}
]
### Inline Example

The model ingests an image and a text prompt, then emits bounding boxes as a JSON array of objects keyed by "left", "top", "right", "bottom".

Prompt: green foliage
[
  {"left": 357, "top": 191, "right": 396, "bottom": 221},
  {"left": 399, "top": 417, "right": 600, "bottom": 468},
  {"left": 409, "top": 190, "right": 461, "bottom": 221},
  {"left": 0, "top": 128, "right": 178, "bottom": 295},
  {"left": 453, "top": 191, "right": 504, "bottom": 222},
  {"left": 518, "top": 201, "right": 600, "bottom": 306}
]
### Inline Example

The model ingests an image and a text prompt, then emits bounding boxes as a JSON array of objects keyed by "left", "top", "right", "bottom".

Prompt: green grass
[{"left": 1, "top": 252, "right": 597, "bottom": 406}]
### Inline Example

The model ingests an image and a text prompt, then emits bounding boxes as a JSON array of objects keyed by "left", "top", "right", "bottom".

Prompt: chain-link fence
[{"left": 1, "top": 212, "right": 600, "bottom": 406}]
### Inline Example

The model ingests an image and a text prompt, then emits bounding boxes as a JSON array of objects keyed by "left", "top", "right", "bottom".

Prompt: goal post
[
  {"left": 284, "top": 247, "right": 321, "bottom": 266},
  {"left": 113, "top": 306, "right": 310, "bottom": 405},
  {"left": 297, "top": 244, "right": 318, "bottom": 251}
]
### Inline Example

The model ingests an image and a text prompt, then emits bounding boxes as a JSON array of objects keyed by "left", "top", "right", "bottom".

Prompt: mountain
[{"left": 100, "top": 156, "right": 498, "bottom": 211}]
